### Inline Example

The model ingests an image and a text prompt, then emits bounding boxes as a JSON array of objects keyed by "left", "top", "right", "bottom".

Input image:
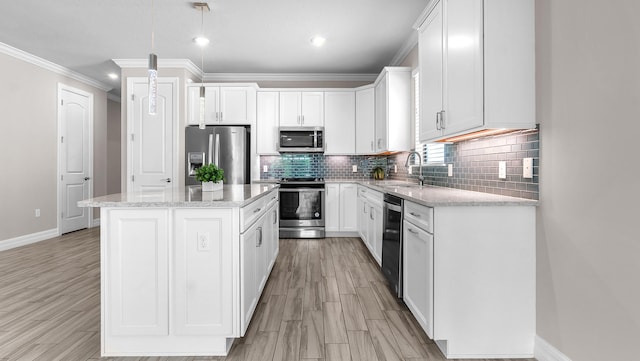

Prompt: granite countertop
[
  {"left": 78, "top": 184, "right": 279, "bottom": 208},
  {"left": 328, "top": 178, "right": 538, "bottom": 206}
]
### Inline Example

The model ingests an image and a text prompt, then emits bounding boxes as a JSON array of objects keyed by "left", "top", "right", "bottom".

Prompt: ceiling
[{"left": 0, "top": 0, "right": 427, "bottom": 97}]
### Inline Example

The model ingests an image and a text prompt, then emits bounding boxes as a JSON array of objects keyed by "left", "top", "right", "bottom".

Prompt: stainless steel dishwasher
[{"left": 382, "top": 193, "right": 403, "bottom": 298}]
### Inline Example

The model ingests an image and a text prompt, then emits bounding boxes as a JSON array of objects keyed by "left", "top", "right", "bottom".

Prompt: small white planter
[{"left": 202, "top": 181, "right": 223, "bottom": 192}]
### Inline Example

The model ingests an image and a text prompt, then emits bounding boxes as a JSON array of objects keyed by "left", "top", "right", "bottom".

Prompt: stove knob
[{"left": 315, "top": 212, "right": 320, "bottom": 218}]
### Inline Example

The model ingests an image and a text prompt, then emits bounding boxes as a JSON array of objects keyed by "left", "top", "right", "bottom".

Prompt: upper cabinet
[
  {"left": 355, "top": 86, "right": 376, "bottom": 154},
  {"left": 187, "top": 84, "right": 257, "bottom": 126},
  {"left": 324, "top": 91, "right": 356, "bottom": 154},
  {"left": 279, "top": 91, "right": 324, "bottom": 127},
  {"left": 417, "top": 0, "right": 535, "bottom": 142},
  {"left": 256, "top": 91, "right": 279, "bottom": 155},
  {"left": 374, "top": 67, "right": 412, "bottom": 153}
]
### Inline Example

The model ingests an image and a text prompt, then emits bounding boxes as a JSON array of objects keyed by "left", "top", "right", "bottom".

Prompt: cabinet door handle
[
  {"left": 407, "top": 227, "right": 419, "bottom": 235},
  {"left": 370, "top": 141, "right": 374, "bottom": 151},
  {"left": 440, "top": 110, "right": 446, "bottom": 129},
  {"left": 436, "top": 112, "right": 441, "bottom": 130},
  {"left": 220, "top": 111, "right": 223, "bottom": 122},
  {"left": 297, "top": 115, "right": 300, "bottom": 124},
  {"left": 370, "top": 207, "right": 374, "bottom": 220},
  {"left": 302, "top": 115, "right": 305, "bottom": 124},
  {"left": 273, "top": 210, "right": 278, "bottom": 224},
  {"left": 254, "top": 207, "right": 262, "bottom": 214},
  {"left": 257, "top": 227, "right": 263, "bottom": 247},
  {"left": 409, "top": 212, "right": 421, "bottom": 217}
]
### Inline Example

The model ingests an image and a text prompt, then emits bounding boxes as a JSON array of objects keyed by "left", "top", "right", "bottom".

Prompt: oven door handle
[
  {"left": 278, "top": 188, "right": 326, "bottom": 192},
  {"left": 385, "top": 203, "right": 402, "bottom": 212}
]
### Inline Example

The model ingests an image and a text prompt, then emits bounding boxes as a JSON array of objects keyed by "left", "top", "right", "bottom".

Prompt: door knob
[
  {"left": 162, "top": 178, "right": 171, "bottom": 183},
  {"left": 84, "top": 177, "right": 91, "bottom": 181}
]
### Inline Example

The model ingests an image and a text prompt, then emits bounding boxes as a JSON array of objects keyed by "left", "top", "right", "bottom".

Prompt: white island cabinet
[{"left": 79, "top": 185, "right": 279, "bottom": 357}]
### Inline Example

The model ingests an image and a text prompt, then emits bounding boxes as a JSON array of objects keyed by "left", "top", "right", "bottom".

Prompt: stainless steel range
[{"left": 278, "top": 177, "right": 325, "bottom": 239}]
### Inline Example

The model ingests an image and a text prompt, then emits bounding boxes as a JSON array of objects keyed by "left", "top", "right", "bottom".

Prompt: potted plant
[{"left": 195, "top": 163, "right": 225, "bottom": 192}]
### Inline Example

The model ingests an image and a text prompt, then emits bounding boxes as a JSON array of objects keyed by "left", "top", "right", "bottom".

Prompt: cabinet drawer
[
  {"left": 358, "top": 186, "right": 383, "bottom": 206},
  {"left": 404, "top": 201, "right": 433, "bottom": 234},
  {"left": 265, "top": 190, "right": 279, "bottom": 210},
  {"left": 241, "top": 197, "right": 267, "bottom": 232}
]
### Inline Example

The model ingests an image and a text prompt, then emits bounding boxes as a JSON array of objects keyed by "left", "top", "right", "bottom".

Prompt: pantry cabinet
[
  {"left": 374, "top": 67, "right": 412, "bottom": 153},
  {"left": 417, "top": 0, "right": 535, "bottom": 142},
  {"left": 187, "top": 85, "right": 257, "bottom": 125},
  {"left": 279, "top": 91, "right": 324, "bottom": 127}
]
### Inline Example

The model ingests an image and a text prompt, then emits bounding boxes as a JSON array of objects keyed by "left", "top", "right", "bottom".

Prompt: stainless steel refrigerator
[{"left": 185, "top": 126, "right": 250, "bottom": 185}]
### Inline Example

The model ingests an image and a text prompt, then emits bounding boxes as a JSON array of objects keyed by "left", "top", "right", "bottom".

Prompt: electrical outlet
[
  {"left": 499, "top": 161, "right": 507, "bottom": 179},
  {"left": 35, "top": 209, "right": 40, "bottom": 217},
  {"left": 263, "top": 165, "right": 268, "bottom": 173},
  {"left": 394, "top": 164, "right": 397, "bottom": 173},
  {"left": 352, "top": 165, "right": 358, "bottom": 173},
  {"left": 197, "top": 232, "right": 210, "bottom": 251},
  {"left": 523, "top": 158, "right": 533, "bottom": 178},
  {"left": 448, "top": 164, "right": 453, "bottom": 177},
  {"left": 408, "top": 166, "right": 412, "bottom": 175}
]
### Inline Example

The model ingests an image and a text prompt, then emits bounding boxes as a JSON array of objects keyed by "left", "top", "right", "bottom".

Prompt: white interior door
[
  {"left": 128, "top": 78, "right": 176, "bottom": 193},
  {"left": 59, "top": 85, "right": 92, "bottom": 234}
]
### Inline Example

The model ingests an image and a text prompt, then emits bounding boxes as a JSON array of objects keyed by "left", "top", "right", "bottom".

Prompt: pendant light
[
  {"left": 194, "top": 2, "right": 210, "bottom": 129},
  {"left": 148, "top": 0, "right": 158, "bottom": 115}
]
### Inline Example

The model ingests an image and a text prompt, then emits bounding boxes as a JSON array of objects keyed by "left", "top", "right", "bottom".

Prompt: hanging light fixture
[
  {"left": 194, "top": 2, "right": 210, "bottom": 129},
  {"left": 148, "top": 0, "right": 158, "bottom": 115}
]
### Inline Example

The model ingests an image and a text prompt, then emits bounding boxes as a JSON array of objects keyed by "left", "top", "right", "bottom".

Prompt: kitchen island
[{"left": 79, "top": 184, "right": 279, "bottom": 357}]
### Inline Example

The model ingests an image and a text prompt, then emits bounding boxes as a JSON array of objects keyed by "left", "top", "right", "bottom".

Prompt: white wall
[
  {"left": 536, "top": 0, "right": 640, "bottom": 359},
  {"left": 0, "top": 51, "right": 108, "bottom": 241}
]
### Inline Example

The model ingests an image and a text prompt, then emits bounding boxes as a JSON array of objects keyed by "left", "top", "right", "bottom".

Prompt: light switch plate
[
  {"left": 499, "top": 161, "right": 507, "bottom": 179},
  {"left": 523, "top": 158, "right": 533, "bottom": 178},
  {"left": 352, "top": 165, "right": 358, "bottom": 173},
  {"left": 448, "top": 164, "right": 453, "bottom": 177},
  {"left": 263, "top": 165, "right": 268, "bottom": 173}
]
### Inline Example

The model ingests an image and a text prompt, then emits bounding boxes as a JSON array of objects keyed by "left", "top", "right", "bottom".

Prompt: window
[{"left": 413, "top": 72, "right": 445, "bottom": 166}]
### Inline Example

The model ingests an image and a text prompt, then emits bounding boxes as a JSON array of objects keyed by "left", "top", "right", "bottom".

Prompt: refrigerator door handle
[
  {"left": 207, "top": 134, "right": 214, "bottom": 165},
  {"left": 215, "top": 133, "right": 220, "bottom": 166}
]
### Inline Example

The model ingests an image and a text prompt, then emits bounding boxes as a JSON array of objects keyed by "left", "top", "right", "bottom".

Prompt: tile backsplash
[{"left": 260, "top": 128, "right": 539, "bottom": 200}]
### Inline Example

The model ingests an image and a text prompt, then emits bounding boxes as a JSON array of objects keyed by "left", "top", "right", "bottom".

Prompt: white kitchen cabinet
[
  {"left": 357, "top": 186, "right": 383, "bottom": 265},
  {"left": 417, "top": 0, "right": 535, "bottom": 142},
  {"left": 279, "top": 91, "right": 324, "bottom": 127},
  {"left": 403, "top": 216, "right": 434, "bottom": 339},
  {"left": 374, "top": 67, "right": 412, "bottom": 153},
  {"left": 173, "top": 208, "right": 234, "bottom": 336},
  {"left": 401, "top": 200, "right": 535, "bottom": 358},
  {"left": 240, "top": 190, "right": 279, "bottom": 336},
  {"left": 324, "top": 91, "right": 356, "bottom": 154},
  {"left": 187, "top": 85, "right": 257, "bottom": 125},
  {"left": 355, "top": 85, "right": 376, "bottom": 154},
  {"left": 257, "top": 91, "right": 280, "bottom": 154},
  {"left": 325, "top": 184, "right": 340, "bottom": 232},
  {"left": 326, "top": 183, "right": 358, "bottom": 234},
  {"left": 106, "top": 209, "right": 170, "bottom": 337}
]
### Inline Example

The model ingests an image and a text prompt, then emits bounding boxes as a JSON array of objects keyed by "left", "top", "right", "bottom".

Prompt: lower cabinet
[
  {"left": 401, "top": 201, "right": 536, "bottom": 358},
  {"left": 326, "top": 183, "right": 358, "bottom": 233},
  {"left": 402, "top": 219, "right": 434, "bottom": 338},
  {"left": 103, "top": 207, "right": 237, "bottom": 355},
  {"left": 240, "top": 195, "right": 279, "bottom": 336},
  {"left": 357, "top": 186, "right": 383, "bottom": 265}
]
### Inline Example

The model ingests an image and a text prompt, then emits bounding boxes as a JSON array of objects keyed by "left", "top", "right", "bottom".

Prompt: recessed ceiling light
[
  {"left": 310, "top": 36, "right": 326, "bottom": 47},
  {"left": 108, "top": 73, "right": 118, "bottom": 80},
  {"left": 194, "top": 36, "right": 210, "bottom": 47}
]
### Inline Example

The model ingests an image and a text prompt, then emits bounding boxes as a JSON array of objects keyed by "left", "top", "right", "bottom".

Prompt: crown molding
[
  {"left": 390, "top": 31, "right": 418, "bottom": 66},
  {"left": 413, "top": 1, "right": 439, "bottom": 30},
  {"left": 0, "top": 42, "right": 112, "bottom": 92},
  {"left": 203, "top": 72, "right": 378, "bottom": 82},
  {"left": 112, "top": 58, "right": 203, "bottom": 78},
  {"left": 106, "top": 93, "right": 121, "bottom": 103}
]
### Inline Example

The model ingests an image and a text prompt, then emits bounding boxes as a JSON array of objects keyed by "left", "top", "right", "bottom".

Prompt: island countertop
[{"left": 78, "top": 184, "right": 279, "bottom": 208}]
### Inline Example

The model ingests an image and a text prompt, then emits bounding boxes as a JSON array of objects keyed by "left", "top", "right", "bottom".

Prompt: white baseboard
[
  {"left": 0, "top": 228, "right": 58, "bottom": 252},
  {"left": 92, "top": 218, "right": 101, "bottom": 227},
  {"left": 535, "top": 335, "right": 572, "bottom": 361}
]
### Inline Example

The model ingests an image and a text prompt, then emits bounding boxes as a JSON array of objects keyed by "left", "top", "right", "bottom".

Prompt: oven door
[{"left": 279, "top": 188, "right": 325, "bottom": 228}]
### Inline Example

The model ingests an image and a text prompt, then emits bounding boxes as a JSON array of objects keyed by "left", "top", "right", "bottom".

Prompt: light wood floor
[{"left": 0, "top": 228, "right": 536, "bottom": 361}]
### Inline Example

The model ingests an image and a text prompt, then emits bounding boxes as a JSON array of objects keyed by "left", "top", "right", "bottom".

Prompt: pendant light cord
[
  {"left": 200, "top": 6, "right": 205, "bottom": 85},
  {"left": 151, "top": 0, "right": 155, "bottom": 53}
]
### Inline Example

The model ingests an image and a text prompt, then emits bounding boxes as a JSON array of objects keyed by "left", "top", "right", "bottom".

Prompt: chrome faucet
[{"left": 405, "top": 151, "right": 425, "bottom": 187}]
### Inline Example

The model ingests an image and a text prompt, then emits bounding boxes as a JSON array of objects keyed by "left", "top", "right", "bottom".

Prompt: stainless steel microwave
[{"left": 278, "top": 127, "right": 324, "bottom": 153}]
